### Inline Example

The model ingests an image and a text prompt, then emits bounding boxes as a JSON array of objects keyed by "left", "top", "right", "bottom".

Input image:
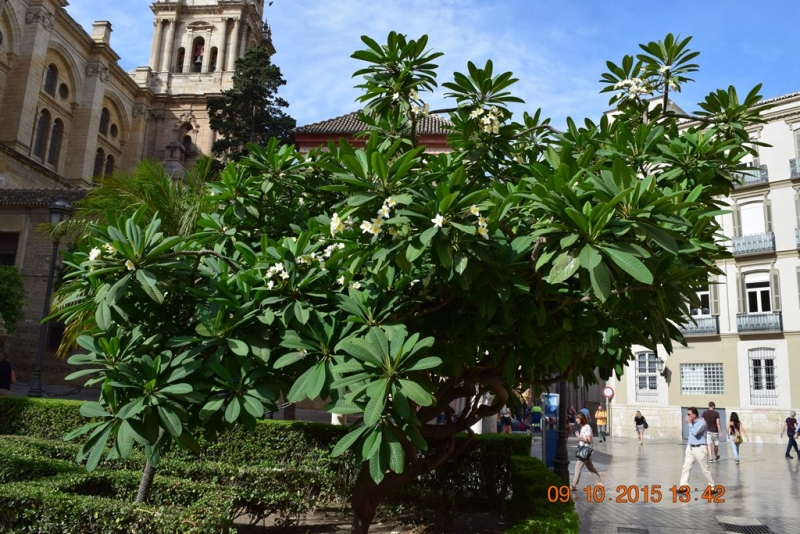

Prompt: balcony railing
[
  {"left": 733, "top": 164, "right": 768, "bottom": 188},
  {"left": 737, "top": 312, "right": 782, "bottom": 333},
  {"left": 679, "top": 315, "right": 719, "bottom": 337},
  {"left": 791, "top": 158, "right": 800, "bottom": 178},
  {"left": 732, "top": 232, "right": 775, "bottom": 256}
]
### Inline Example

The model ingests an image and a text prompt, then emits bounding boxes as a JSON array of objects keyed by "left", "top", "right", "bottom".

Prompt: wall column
[
  {"left": 149, "top": 19, "right": 164, "bottom": 70},
  {"left": 160, "top": 18, "right": 177, "bottom": 72},
  {"left": 226, "top": 17, "right": 240, "bottom": 71},
  {"left": 217, "top": 18, "right": 228, "bottom": 71},
  {"left": 201, "top": 30, "right": 212, "bottom": 72}
]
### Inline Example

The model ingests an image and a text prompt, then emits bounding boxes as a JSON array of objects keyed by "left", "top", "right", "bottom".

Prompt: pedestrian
[
  {"left": 727, "top": 412, "right": 749, "bottom": 465},
  {"left": 680, "top": 407, "right": 716, "bottom": 489},
  {"left": 500, "top": 405, "right": 513, "bottom": 434},
  {"left": 570, "top": 413, "right": 603, "bottom": 490},
  {"left": 781, "top": 411, "right": 799, "bottom": 459},
  {"left": 634, "top": 410, "right": 647, "bottom": 445},
  {"left": 580, "top": 405, "right": 590, "bottom": 421},
  {"left": 595, "top": 405, "right": 608, "bottom": 442},
  {"left": 567, "top": 406, "right": 577, "bottom": 432},
  {"left": 702, "top": 401, "right": 721, "bottom": 462},
  {"left": 0, "top": 350, "right": 15, "bottom": 396}
]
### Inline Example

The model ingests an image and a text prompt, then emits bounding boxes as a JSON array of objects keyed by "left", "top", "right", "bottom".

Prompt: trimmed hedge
[
  {"left": 0, "top": 397, "right": 85, "bottom": 440},
  {"left": 0, "top": 470, "right": 235, "bottom": 533},
  {"left": 504, "top": 455, "right": 579, "bottom": 533}
]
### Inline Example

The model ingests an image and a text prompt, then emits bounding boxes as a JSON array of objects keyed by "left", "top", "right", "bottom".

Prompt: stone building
[
  {"left": 0, "top": 0, "right": 274, "bottom": 387},
  {"left": 608, "top": 91, "right": 800, "bottom": 444}
]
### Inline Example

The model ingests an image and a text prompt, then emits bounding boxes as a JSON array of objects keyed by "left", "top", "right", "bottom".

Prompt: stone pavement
[{"left": 531, "top": 433, "right": 795, "bottom": 534}]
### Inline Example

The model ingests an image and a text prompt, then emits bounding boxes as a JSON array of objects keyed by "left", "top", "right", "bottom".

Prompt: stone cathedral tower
[{"left": 134, "top": 0, "right": 274, "bottom": 175}]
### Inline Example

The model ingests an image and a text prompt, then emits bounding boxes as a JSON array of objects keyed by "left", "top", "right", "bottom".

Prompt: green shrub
[
  {"left": 0, "top": 398, "right": 84, "bottom": 440},
  {"left": 0, "top": 471, "right": 235, "bottom": 533},
  {"left": 503, "top": 456, "right": 579, "bottom": 533},
  {"left": 504, "top": 513, "right": 580, "bottom": 534},
  {"left": 0, "top": 265, "right": 26, "bottom": 334}
]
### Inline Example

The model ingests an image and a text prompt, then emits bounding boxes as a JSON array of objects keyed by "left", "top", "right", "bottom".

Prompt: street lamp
[
  {"left": 656, "top": 357, "right": 667, "bottom": 377},
  {"left": 28, "top": 197, "right": 72, "bottom": 397}
]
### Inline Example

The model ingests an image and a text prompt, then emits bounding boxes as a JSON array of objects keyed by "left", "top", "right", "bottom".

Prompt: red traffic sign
[{"left": 602, "top": 386, "right": 614, "bottom": 398}]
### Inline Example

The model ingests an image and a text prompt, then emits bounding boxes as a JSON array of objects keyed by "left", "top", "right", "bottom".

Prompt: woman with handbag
[
  {"left": 571, "top": 413, "right": 603, "bottom": 490},
  {"left": 727, "top": 412, "right": 749, "bottom": 465},
  {"left": 634, "top": 411, "right": 647, "bottom": 445}
]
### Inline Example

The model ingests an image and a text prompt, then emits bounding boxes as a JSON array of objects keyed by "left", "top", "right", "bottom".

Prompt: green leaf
[
  {"left": 385, "top": 429, "right": 405, "bottom": 474},
  {"left": 136, "top": 269, "right": 164, "bottom": 304},
  {"left": 158, "top": 406, "right": 183, "bottom": 436},
  {"left": 454, "top": 252, "right": 468, "bottom": 275},
  {"left": 579, "top": 244, "right": 602, "bottom": 270},
  {"left": 369, "top": 453, "right": 385, "bottom": 483},
  {"left": 332, "top": 425, "right": 367, "bottom": 457},
  {"left": 590, "top": 262, "right": 612, "bottom": 302},
  {"left": 404, "top": 356, "right": 442, "bottom": 372},
  {"left": 80, "top": 402, "right": 110, "bottom": 418},
  {"left": 159, "top": 383, "right": 194, "bottom": 396},
  {"left": 227, "top": 338, "right": 249, "bottom": 356},
  {"left": 224, "top": 397, "right": 241, "bottom": 423},
  {"left": 397, "top": 379, "right": 434, "bottom": 406},
  {"left": 116, "top": 420, "right": 135, "bottom": 458},
  {"left": 546, "top": 252, "right": 580, "bottom": 284},
  {"left": 364, "top": 391, "right": 387, "bottom": 426},
  {"left": 294, "top": 301, "right": 310, "bottom": 325},
  {"left": 601, "top": 246, "right": 653, "bottom": 284},
  {"left": 419, "top": 225, "right": 439, "bottom": 246}
]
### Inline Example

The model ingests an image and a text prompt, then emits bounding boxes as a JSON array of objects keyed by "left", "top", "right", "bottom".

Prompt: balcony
[
  {"left": 733, "top": 165, "right": 768, "bottom": 188},
  {"left": 737, "top": 312, "right": 782, "bottom": 333},
  {"left": 791, "top": 158, "right": 800, "bottom": 178},
  {"left": 679, "top": 315, "right": 719, "bottom": 337},
  {"left": 732, "top": 232, "right": 775, "bottom": 256}
]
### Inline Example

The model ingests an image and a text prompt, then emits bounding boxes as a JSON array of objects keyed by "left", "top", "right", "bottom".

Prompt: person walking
[
  {"left": 0, "top": 350, "right": 16, "bottom": 396},
  {"left": 570, "top": 413, "right": 603, "bottom": 490},
  {"left": 634, "top": 411, "right": 647, "bottom": 445},
  {"left": 567, "top": 406, "right": 577, "bottom": 432},
  {"left": 680, "top": 407, "right": 716, "bottom": 489},
  {"left": 702, "top": 402, "right": 721, "bottom": 462},
  {"left": 595, "top": 405, "right": 608, "bottom": 442},
  {"left": 781, "top": 411, "right": 799, "bottom": 459},
  {"left": 727, "top": 412, "right": 749, "bottom": 465},
  {"left": 499, "top": 405, "right": 513, "bottom": 434}
]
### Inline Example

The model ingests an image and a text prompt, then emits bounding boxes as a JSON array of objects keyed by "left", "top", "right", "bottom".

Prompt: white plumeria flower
[
  {"left": 392, "top": 92, "right": 400, "bottom": 101},
  {"left": 478, "top": 226, "right": 489, "bottom": 240},
  {"left": 344, "top": 217, "right": 354, "bottom": 228},
  {"left": 299, "top": 348, "right": 308, "bottom": 355},
  {"left": 267, "top": 280, "right": 275, "bottom": 290},
  {"left": 330, "top": 213, "right": 344, "bottom": 236},
  {"left": 477, "top": 216, "right": 488, "bottom": 228},
  {"left": 469, "top": 205, "right": 480, "bottom": 216},
  {"left": 409, "top": 88, "right": 419, "bottom": 100},
  {"left": 125, "top": 259, "right": 136, "bottom": 271},
  {"left": 88, "top": 247, "right": 102, "bottom": 261},
  {"left": 280, "top": 271, "right": 289, "bottom": 280},
  {"left": 378, "top": 206, "right": 391, "bottom": 219},
  {"left": 337, "top": 243, "right": 345, "bottom": 250},
  {"left": 431, "top": 214, "right": 445, "bottom": 228},
  {"left": 470, "top": 108, "right": 484, "bottom": 119},
  {"left": 388, "top": 227, "right": 400, "bottom": 240},
  {"left": 384, "top": 196, "right": 397, "bottom": 208},
  {"left": 658, "top": 64, "right": 671, "bottom": 75},
  {"left": 103, "top": 243, "right": 116, "bottom": 255},
  {"left": 360, "top": 220, "right": 373, "bottom": 234},
  {"left": 349, "top": 281, "right": 362, "bottom": 290},
  {"left": 337, "top": 276, "right": 346, "bottom": 285}
]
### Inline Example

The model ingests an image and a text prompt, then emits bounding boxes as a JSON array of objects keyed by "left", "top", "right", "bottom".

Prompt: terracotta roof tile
[
  {"left": 0, "top": 189, "right": 86, "bottom": 207},
  {"left": 294, "top": 111, "right": 451, "bottom": 136}
]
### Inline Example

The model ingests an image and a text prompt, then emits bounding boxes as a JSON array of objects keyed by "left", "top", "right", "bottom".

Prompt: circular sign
[{"left": 602, "top": 386, "right": 615, "bottom": 398}]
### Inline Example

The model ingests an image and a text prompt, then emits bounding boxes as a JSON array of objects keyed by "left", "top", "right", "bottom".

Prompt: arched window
[
  {"left": 47, "top": 119, "right": 64, "bottom": 167},
  {"left": 33, "top": 109, "right": 52, "bottom": 158},
  {"left": 176, "top": 47, "right": 186, "bottom": 72},
  {"left": 209, "top": 47, "right": 218, "bottom": 72},
  {"left": 99, "top": 108, "right": 110, "bottom": 136},
  {"left": 192, "top": 37, "right": 205, "bottom": 72},
  {"left": 182, "top": 135, "right": 193, "bottom": 153},
  {"left": 93, "top": 148, "right": 105, "bottom": 177},
  {"left": 44, "top": 64, "right": 58, "bottom": 96},
  {"left": 105, "top": 155, "right": 115, "bottom": 176}
]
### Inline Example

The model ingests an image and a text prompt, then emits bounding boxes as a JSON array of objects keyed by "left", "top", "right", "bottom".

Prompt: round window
[
  {"left": 58, "top": 83, "right": 69, "bottom": 99},
  {"left": 110, "top": 124, "right": 118, "bottom": 139}
]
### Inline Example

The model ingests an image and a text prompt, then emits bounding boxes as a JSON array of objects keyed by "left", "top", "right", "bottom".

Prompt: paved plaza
[{"left": 531, "top": 434, "right": 796, "bottom": 534}]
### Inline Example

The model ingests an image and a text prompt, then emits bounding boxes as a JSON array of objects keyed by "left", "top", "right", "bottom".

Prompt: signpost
[{"left": 602, "top": 386, "right": 614, "bottom": 437}]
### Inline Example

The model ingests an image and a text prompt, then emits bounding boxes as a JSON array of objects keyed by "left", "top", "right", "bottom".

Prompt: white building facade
[{"left": 609, "top": 92, "right": 800, "bottom": 444}]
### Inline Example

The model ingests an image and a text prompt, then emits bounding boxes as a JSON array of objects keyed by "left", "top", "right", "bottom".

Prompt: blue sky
[{"left": 66, "top": 1, "right": 799, "bottom": 129}]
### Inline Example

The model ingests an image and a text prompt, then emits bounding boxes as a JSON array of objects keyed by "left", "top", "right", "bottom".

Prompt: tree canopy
[
  {"left": 207, "top": 45, "right": 296, "bottom": 160},
  {"left": 55, "top": 32, "right": 765, "bottom": 533}
]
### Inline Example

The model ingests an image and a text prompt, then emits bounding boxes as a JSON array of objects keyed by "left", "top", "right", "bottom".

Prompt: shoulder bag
[{"left": 576, "top": 444, "right": 593, "bottom": 460}]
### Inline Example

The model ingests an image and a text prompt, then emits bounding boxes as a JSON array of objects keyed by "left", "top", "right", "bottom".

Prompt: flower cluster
[
  {"left": 329, "top": 213, "right": 354, "bottom": 236},
  {"left": 469, "top": 205, "right": 489, "bottom": 240},
  {"left": 613, "top": 78, "right": 650, "bottom": 99},
  {"left": 470, "top": 106, "right": 503, "bottom": 134},
  {"left": 323, "top": 242, "right": 346, "bottom": 258},
  {"left": 266, "top": 262, "right": 290, "bottom": 281}
]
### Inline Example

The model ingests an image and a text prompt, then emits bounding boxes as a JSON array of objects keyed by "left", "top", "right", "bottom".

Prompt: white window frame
[
  {"left": 748, "top": 348, "right": 778, "bottom": 406},
  {"left": 680, "top": 363, "right": 724, "bottom": 395},
  {"left": 635, "top": 351, "right": 659, "bottom": 403}
]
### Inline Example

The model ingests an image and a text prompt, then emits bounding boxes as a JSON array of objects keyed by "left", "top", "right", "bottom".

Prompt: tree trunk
[
  {"left": 135, "top": 457, "right": 157, "bottom": 503},
  {"left": 350, "top": 465, "right": 390, "bottom": 534}
]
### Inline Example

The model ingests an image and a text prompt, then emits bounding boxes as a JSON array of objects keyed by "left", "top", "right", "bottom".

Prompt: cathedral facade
[{"left": 0, "top": 0, "right": 273, "bottom": 385}]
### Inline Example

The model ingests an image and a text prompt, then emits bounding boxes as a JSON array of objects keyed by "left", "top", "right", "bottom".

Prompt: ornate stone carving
[
  {"left": 132, "top": 105, "right": 152, "bottom": 121},
  {"left": 175, "top": 110, "right": 199, "bottom": 132},
  {"left": 151, "top": 110, "right": 166, "bottom": 121},
  {"left": 25, "top": 9, "right": 55, "bottom": 31},
  {"left": 85, "top": 64, "right": 110, "bottom": 82}
]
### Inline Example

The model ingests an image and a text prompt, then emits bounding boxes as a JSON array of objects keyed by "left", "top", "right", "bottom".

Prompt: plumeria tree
[{"left": 54, "top": 32, "right": 765, "bottom": 532}]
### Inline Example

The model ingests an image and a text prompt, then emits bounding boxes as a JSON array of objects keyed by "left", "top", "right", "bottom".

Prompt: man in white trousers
[{"left": 680, "top": 407, "right": 716, "bottom": 490}]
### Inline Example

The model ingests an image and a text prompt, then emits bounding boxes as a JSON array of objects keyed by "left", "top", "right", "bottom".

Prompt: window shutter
[
  {"left": 710, "top": 277, "right": 720, "bottom": 315},
  {"left": 736, "top": 271, "right": 745, "bottom": 314},
  {"left": 764, "top": 198, "right": 773, "bottom": 233},
  {"left": 732, "top": 202, "right": 742, "bottom": 237},
  {"left": 771, "top": 269, "right": 782, "bottom": 311}
]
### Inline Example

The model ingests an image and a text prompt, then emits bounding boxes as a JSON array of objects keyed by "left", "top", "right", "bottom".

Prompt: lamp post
[
  {"left": 553, "top": 379, "right": 571, "bottom": 484},
  {"left": 28, "top": 197, "right": 72, "bottom": 397}
]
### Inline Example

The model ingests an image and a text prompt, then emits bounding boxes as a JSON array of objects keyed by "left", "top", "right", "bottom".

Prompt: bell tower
[{"left": 136, "top": 0, "right": 274, "bottom": 175}]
